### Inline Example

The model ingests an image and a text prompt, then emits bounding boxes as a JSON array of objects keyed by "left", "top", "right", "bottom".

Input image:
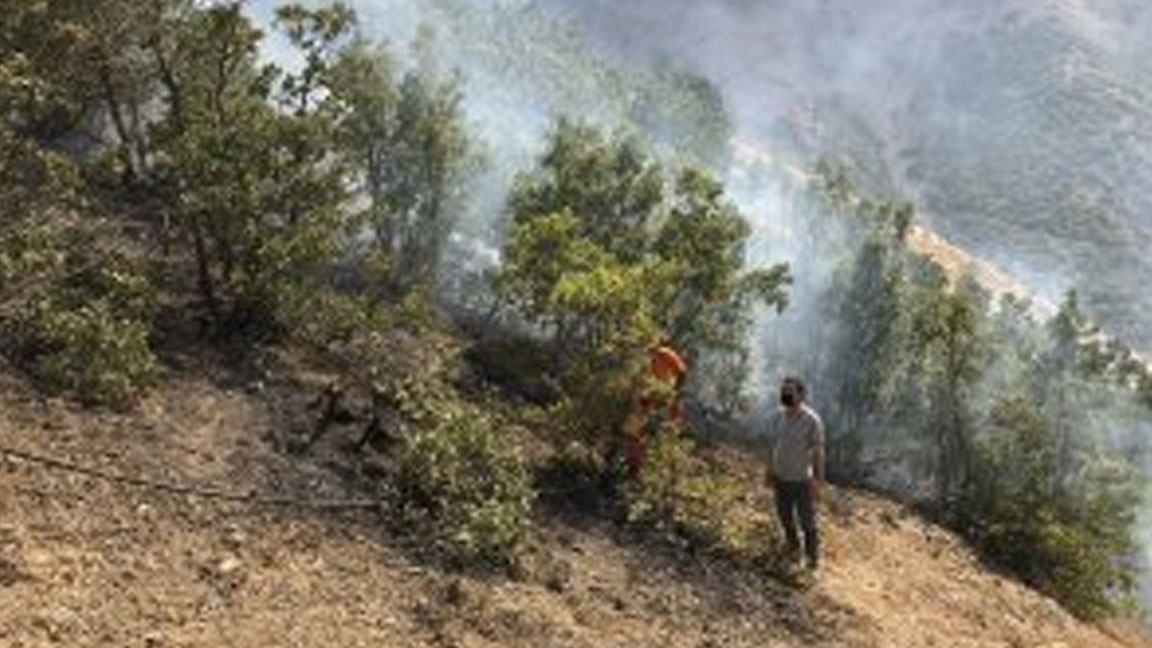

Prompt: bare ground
[{"left": 0, "top": 359, "right": 1148, "bottom": 648}]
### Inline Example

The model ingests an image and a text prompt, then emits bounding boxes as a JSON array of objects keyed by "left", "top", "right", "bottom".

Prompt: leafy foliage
[
  {"left": 393, "top": 385, "right": 534, "bottom": 568},
  {"left": 625, "top": 424, "right": 776, "bottom": 564},
  {"left": 0, "top": 0, "right": 479, "bottom": 406},
  {"left": 328, "top": 36, "right": 473, "bottom": 293},
  {"left": 964, "top": 396, "right": 1142, "bottom": 619},
  {"left": 9, "top": 244, "right": 158, "bottom": 407},
  {"left": 495, "top": 119, "right": 791, "bottom": 437},
  {"left": 145, "top": 3, "right": 354, "bottom": 325},
  {"left": 811, "top": 172, "right": 1146, "bottom": 618},
  {"left": 0, "top": 2, "right": 162, "bottom": 406},
  {"left": 23, "top": 295, "right": 157, "bottom": 407}
]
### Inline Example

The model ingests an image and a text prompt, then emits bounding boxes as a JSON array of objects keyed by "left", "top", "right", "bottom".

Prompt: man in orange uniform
[{"left": 623, "top": 336, "right": 688, "bottom": 481}]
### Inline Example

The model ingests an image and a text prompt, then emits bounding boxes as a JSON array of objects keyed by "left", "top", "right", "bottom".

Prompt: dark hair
[{"left": 781, "top": 376, "right": 806, "bottom": 398}]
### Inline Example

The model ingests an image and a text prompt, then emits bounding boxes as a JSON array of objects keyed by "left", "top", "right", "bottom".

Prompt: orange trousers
[{"left": 624, "top": 395, "right": 681, "bottom": 481}]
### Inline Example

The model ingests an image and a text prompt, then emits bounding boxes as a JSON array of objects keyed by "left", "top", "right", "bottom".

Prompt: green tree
[
  {"left": 0, "top": 1, "right": 158, "bottom": 406},
  {"left": 806, "top": 169, "right": 1145, "bottom": 618},
  {"left": 903, "top": 271, "right": 989, "bottom": 500},
  {"left": 825, "top": 231, "right": 908, "bottom": 480},
  {"left": 653, "top": 168, "right": 789, "bottom": 411},
  {"left": 965, "top": 395, "right": 1141, "bottom": 618},
  {"left": 322, "top": 29, "right": 473, "bottom": 295},
  {"left": 495, "top": 119, "right": 789, "bottom": 434},
  {"left": 145, "top": 3, "right": 354, "bottom": 326},
  {"left": 632, "top": 62, "right": 733, "bottom": 169},
  {"left": 507, "top": 119, "right": 663, "bottom": 266}
]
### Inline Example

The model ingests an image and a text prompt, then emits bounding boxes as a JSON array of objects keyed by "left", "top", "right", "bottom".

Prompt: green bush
[
  {"left": 537, "top": 440, "right": 608, "bottom": 510},
  {"left": 626, "top": 423, "right": 775, "bottom": 564},
  {"left": 0, "top": 227, "right": 65, "bottom": 289},
  {"left": 975, "top": 513, "right": 1133, "bottom": 619},
  {"left": 6, "top": 246, "right": 158, "bottom": 408},
  {"left": 396, "top": 402, "right": 534, "bottom": 568},
  {"left": 23, "top": 297, "right": 157, "bottom": 407},
  {"left": 277, "top": 285, "right": 391, "bottom": 350}
]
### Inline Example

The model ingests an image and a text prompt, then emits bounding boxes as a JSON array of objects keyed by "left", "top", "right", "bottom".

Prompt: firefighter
[{"left": 622, "top": 336, "right": 688, "bottom": 481}]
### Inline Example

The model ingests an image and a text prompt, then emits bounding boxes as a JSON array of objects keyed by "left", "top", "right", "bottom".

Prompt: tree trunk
[
  {"left": 98, "top": 62, "right": 137, "bottom": 184},
  {"left": 190, "top": 212, "right": 220, "bottom": 324}
]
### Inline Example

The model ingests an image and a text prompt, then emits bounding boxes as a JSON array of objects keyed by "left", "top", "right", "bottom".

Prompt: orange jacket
[{"left": 649, "top": 345, "right": 687, "bottom": 385}]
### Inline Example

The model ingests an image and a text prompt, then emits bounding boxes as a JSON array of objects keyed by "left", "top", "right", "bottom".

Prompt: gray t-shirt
[{"left": 768, "top": 404, "right": 825, "bottom": 482}]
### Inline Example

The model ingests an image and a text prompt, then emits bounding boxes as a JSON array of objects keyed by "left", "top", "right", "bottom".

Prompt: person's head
[
  {"left": 780, "top": 376, "right": 806, "bottom": 409},
  {"left": 649, "top": 333, "right": 673, "bottom": 353}
]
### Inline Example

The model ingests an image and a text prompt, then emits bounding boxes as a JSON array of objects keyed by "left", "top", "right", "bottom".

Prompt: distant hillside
[
  {"left": 544, "top": 0, "right": 1152, "bottom": 352},
  {"left": 890, "top": 0, "right": 1152, "bottom": 353}
]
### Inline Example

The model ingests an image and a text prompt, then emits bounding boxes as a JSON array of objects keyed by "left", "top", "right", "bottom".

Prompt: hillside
[
  {"left": 4, "top": 2, "right": 1152, "bottom": 645},
  {"left": 891, "top": 0, "right": 1152, "bottom": 353},
  {"left": 538, "top": 0, "right": 1152, "bottom": 352},
  {"left": 0, "top": 349, "right": 1148, "bottom": 648}
]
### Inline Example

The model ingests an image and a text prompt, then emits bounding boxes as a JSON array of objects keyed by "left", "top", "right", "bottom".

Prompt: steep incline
[{"left": 0, "top": 364, "right": 1147, "bottom": 648}]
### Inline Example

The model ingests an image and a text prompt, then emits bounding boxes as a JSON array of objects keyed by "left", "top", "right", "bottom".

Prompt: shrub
[
  {"left": 536, "top": 440, "right": 608, "bottom": 511},
  {"left": 276, "top": 284, "right": 392, "bottom": 350},
  {"left": 625, "top": 423, "right": 776, "bottom": 564},
  {"left": 24, "top": 297, "right": 157, "bottom": 407},
  {"left": 396, "top": 401, "right": 534, "bottom": 568},
  {"left": 8, "top": 248, "right": 158, "bottom": 408}
]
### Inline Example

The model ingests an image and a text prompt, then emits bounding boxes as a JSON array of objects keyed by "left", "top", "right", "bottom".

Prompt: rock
[
  {"left": 445, "top": 578, "right": 474, "bottom": 607},
  {"left": 218, "top": 556, "right": 243, "bottom": 576},
  {"left": 223, "top": 526, "right": 247, "bottom": 549},
  {"left": 0, "top": 556, "right": 30, "bottom": 587},
  {"left": 543, "top": 558, "right": 572, "bottom": 593},
  {"left": 545, "top": 571, "right": 570, "bottom": 593}
]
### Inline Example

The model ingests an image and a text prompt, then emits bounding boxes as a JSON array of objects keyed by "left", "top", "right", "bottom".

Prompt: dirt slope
[{"left": 0, "top": 365, "right": 1147, "bottom": 648}]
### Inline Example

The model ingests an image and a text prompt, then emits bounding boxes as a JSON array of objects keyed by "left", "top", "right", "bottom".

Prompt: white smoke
[{"left": 248, "top": 0, "right": 1152, "bottom": 613}]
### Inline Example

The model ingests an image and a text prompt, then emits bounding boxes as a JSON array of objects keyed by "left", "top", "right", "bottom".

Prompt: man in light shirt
[{"left": 765, "top": 376, "right": 825, "bottom": 570}]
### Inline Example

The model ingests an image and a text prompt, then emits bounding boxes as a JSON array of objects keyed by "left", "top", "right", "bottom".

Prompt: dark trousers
[{"left": 775, "top": 480, "right": 819, "bottom": 567}]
